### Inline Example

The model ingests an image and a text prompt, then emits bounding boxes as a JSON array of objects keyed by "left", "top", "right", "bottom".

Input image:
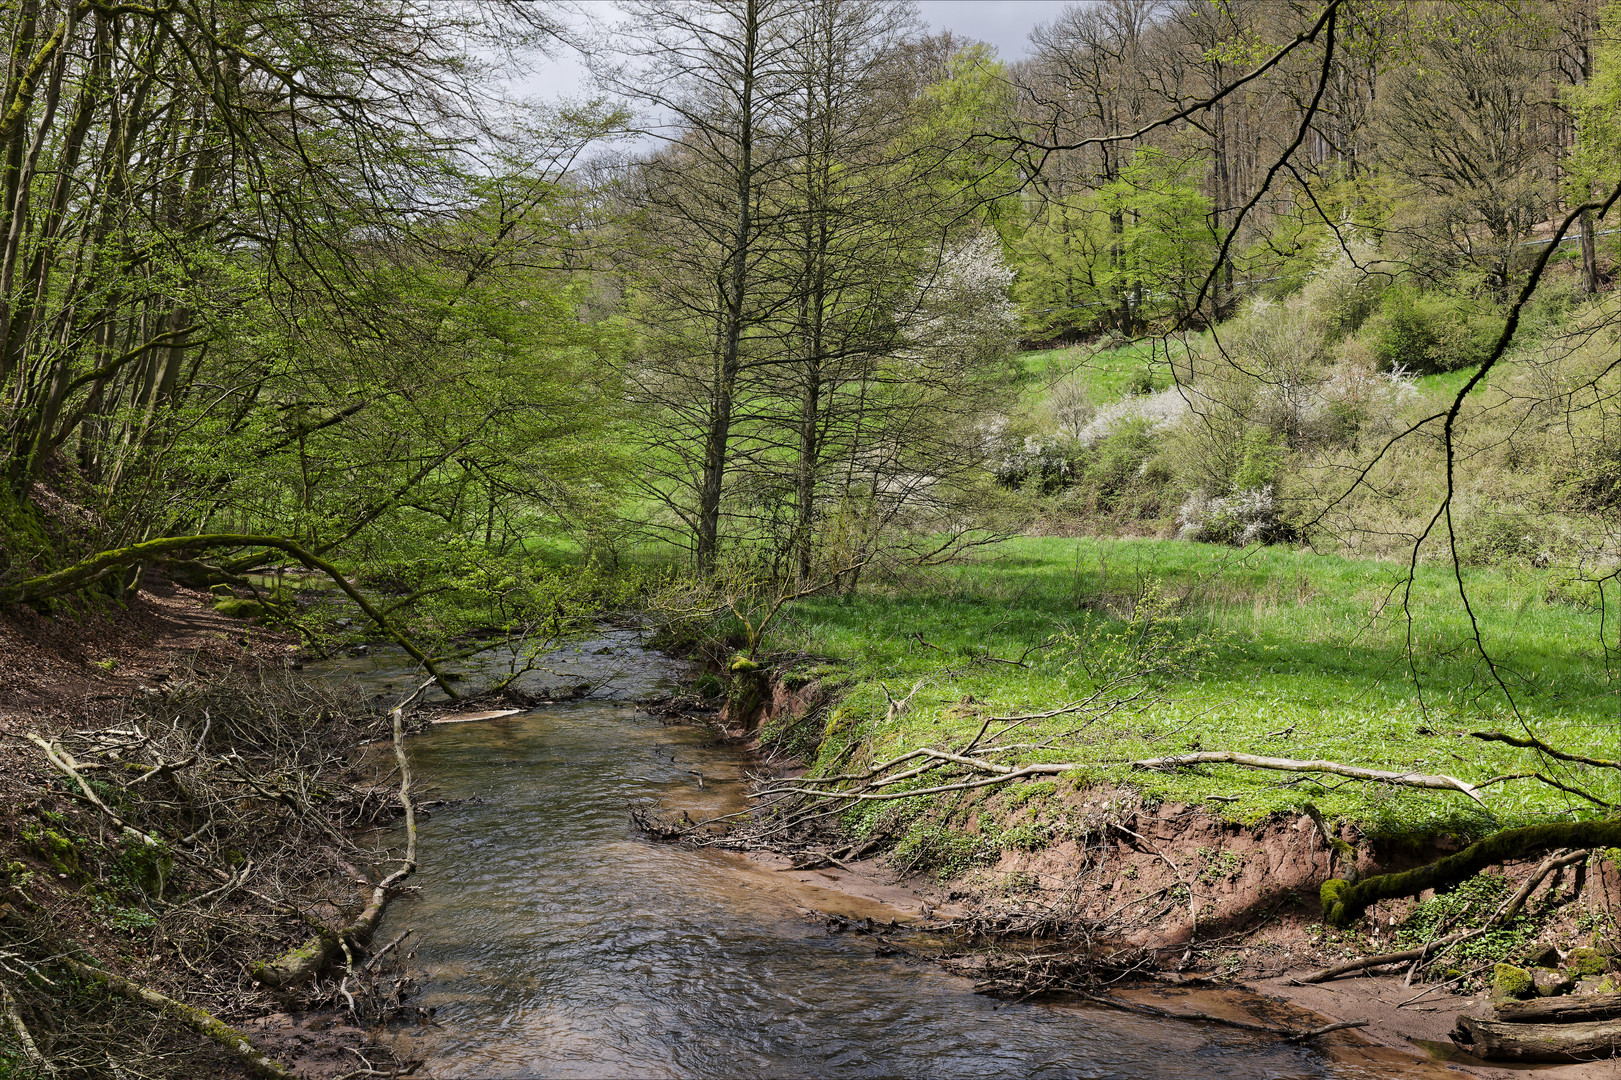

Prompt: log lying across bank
[
  {"left": 1494, "top": 993, "right": 1621, "bottom": 1025},
  {"left": 1320, "top": 820, "right": 1621, "bottom": 926},
  {"left": 1453, "top": 1014, "right": 1621, "bottom": 1063}
]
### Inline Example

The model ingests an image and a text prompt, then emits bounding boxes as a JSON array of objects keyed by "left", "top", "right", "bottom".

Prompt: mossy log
[
  {"left": 1495, "top": 993, "right": 1621, "bottom": 1024},
  {"left": 64, "top": 959, "right": 294, "bottom": 1079},
  {"left": 1453, "top": 1014, "right": 1621, "bottom": 1062},
  {"left": 0, "top": 532, "right": 456, "bottom": 698},
  {"left": 1320, "top": 821, "right": 1621, "bottom": 927},
  {"left": 250, "top": 929, "right": 340, "bottom": 989}
]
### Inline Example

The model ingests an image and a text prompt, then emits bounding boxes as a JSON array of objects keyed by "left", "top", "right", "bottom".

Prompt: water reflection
[{"left": 340, "top": 631, "right": 1422, "bottom": 1078}]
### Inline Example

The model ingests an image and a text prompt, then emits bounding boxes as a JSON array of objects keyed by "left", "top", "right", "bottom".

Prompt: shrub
[
  {"left": 1371, "top": 286, "right": 1498, "bottom": 375},
  {"left": 1177, "top": 485, "right": 1297, "bottom": 546},
  {"left": 1298, "top": 241, "right": 1386, "bottom": 339},
  {"left": 1458, "top": 511, "right": 1556, "bottom": 567},
  {"left": 1078, "top": 387, "right": 1188, "bottom": 447},
  {"left": 1085, "top": 419, "right": 1158, "bottom": 497},
  {"left": 1374, "top": 287, "right": 1437, "bottom": 373},
  {"left": 995, "top": 432, "right": 1081, "bottom": 493}
]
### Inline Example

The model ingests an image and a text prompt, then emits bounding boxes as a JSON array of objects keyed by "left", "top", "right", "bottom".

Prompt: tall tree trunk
[
  {"left": 1211, "top": 88, "right": 1233, "bottom": 319},
  {"left": 695, "top": 0, "right": 762, "bottom": 575},
  {"left": 1579, "top": 205, "right": 1599, "bottom": 294}
]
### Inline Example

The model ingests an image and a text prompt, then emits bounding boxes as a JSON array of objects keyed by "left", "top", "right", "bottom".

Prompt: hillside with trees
[{"left": 5, "top": 0, "right": 1621, "bottom": 1075}]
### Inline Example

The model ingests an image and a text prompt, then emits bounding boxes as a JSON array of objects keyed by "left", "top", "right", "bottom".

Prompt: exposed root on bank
[
  {"left": 1320, "top": 821, "right": 1621, "bottom": 926},
  {"left": 1300, "top": 848, "right": 1588, "bottom": 982}
]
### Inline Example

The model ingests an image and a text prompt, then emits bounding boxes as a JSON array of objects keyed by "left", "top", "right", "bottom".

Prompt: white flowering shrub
[
  {"left": 993, "top": 432, "right": 1080, "bottom": 491},
  {"left": 1078, "top": 386, "right": 1189, "bottom": 447},
  {"left": 904, "top": 232, "right": 1020, "bottom": 372},
  {"left": 1176, "top": 485, "right": 1297, "bottom": 545}
]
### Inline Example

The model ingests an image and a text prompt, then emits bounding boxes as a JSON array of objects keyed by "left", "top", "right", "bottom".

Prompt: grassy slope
[
  {"left": 1017, "top": 336, "right": 1193, "bottom": 403},
  {"left": 772, "top": 535, "right": 1620, "bottom": 841}
]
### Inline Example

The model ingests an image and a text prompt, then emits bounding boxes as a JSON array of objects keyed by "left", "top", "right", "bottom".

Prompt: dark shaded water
[{"left": 324, "top": 631, "right": 1427, "bottom": 1078}]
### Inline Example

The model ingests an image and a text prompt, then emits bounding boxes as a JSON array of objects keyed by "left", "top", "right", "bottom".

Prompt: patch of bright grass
[
  {"left": 1019, "top": 336, "right": 1198, "bottom": 404},
  {"left": 772, "top": 536, "right": 1621, "bottom": 839},
  {"left": 1411, "top": 366, "right": 1482, "bottom": 400}
]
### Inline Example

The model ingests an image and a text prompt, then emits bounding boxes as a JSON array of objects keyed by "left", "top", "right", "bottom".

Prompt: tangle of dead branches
[{"left": 0, "top": 662, "right": 424, "bottom": 1076}]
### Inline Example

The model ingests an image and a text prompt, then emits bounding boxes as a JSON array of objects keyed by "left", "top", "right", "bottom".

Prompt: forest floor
[
  {"left": 0, "top": 576, "right": 400, "bottom": 1079},
  {"left": 0, "top": 573, "right": 288, "bottom": 716}
]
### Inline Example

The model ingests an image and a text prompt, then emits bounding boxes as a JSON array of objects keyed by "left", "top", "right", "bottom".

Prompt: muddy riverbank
[
  {"left": 343, "top": 629, "right": 1455, "bottom": 1078},
  {"left": 703, "top": 668, "right": 1621, "bottom": 1078}
]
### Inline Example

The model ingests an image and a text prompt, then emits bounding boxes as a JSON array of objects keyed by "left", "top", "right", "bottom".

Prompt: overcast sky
[
  {"left": 916, "top": 0, "right": 1065, "bottom": 59},
  {"left": 511, "top": 1, "right": 1069, "bottom": 106}
]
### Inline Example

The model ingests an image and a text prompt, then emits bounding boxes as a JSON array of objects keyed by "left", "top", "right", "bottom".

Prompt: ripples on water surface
[{"left": 328, "top": 631, "right": 1428, "bottom": 1078}]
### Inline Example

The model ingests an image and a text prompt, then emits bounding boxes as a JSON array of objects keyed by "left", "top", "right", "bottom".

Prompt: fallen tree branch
[
  {"left": 24, "top": 733, "right": 164, "bottom": 848},
  {"left": 1469, "top": 731, "right": 1621, "bottom": 772},
  {"left": 1478, "top": 771, "right": 1612, "bottom": 809},
  {"left": 2, "top": 986, "right": 58, "bottom": 1078},
  {"left": 252, "top": 680, "right": 426, "bottom": 989},
  {"left": 1495, "top": 992, "right": 1621, "bottom": 1024},
  {"left": 0, "top": 533, "right": 456, "bottom": 698},
  {"left": 760, "top": 761, "right": 1076, "bottom": 802},
  {"left": 62, "top": 959, "right": 293, "bottom": 1080},
  {"left": 1453, "top": 1014, "right": 1621, "bottom": 1063},
  {"left": 1296, "top": 936, "right": 1475, "bottom": 985},
  {"left": 1130, "top": 751, "right": 1484, "bottom": 804}
]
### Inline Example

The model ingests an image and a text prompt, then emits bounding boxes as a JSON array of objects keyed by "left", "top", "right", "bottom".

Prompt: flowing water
[{"left": 319, "top": 630, "right": 1433, "bottom": 1078}]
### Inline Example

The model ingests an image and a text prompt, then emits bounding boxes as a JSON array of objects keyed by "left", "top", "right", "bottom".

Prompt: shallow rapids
[{"left": 315, "top": 630, "right": 1424, "bottom": 1078}]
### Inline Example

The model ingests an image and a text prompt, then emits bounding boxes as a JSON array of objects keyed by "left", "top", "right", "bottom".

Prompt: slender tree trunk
[
  {"left": 1211, "top": 87, "right": 1233, "bottom": 318},
  {"left": 1580, "top": 205, "right": 1599, "bottom": 294},
  {"left": 695, "top": 0, "right": 762, "bottom": 575}
]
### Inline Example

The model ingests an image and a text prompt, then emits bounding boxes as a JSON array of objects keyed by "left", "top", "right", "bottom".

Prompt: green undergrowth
[{"left": 767, "top": 535, "right": 1621, "bottom": 848}]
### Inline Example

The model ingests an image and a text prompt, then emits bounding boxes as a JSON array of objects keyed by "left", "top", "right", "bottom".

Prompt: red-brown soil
[
  {"left": 0, "top": 572, "right": 295, "bottom": 722},
  {"left": 731, "top": 674, "right": 1621, "bottom": 1077}
]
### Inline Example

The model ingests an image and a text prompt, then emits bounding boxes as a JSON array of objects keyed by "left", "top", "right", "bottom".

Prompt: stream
[{"left": 317, "top": 629, "right": 1427, "bottom": 1078}]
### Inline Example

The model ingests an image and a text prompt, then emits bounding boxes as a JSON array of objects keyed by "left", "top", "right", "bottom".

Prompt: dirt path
[{"left": 0, "top": 573, "right": 292, "bottom": 723}]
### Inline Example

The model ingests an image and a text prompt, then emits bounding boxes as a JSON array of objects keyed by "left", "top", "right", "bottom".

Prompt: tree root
[
  {"left": 62, "top": 959, "right": 294, "bottom": 1080},
  {"left": 1319, "top": 825, "right": 1614, "bottom": 927},
  {"left": 1300, "top": 848, "right": 1587, "bottom": 979}
]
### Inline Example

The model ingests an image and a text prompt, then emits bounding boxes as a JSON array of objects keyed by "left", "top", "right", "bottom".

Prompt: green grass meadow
[{"left": 769, "top": 536, "right": 1621, "bottom": 841}]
